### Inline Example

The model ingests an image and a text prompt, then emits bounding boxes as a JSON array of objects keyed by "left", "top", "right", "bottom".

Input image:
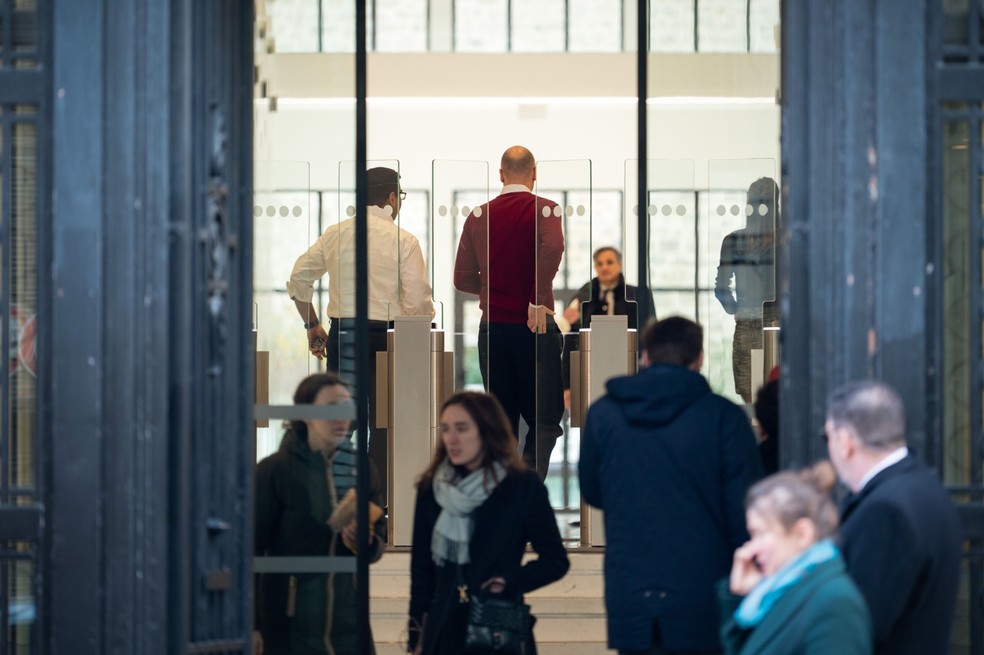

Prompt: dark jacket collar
[{"left": 840, "top": 453, "right": 919, "bottom": 520}]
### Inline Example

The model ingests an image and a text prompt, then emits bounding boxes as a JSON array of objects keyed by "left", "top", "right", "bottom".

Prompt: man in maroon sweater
[{"left": 453, "top": 145, "right": 565, "bottom": 481}]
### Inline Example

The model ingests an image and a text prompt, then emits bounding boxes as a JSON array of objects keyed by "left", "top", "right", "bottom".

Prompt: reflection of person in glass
[
  {"left": 558, "top": 246, "right": 655, "bottom": 407},
  {"left": 714, "top": 178, "right": 779, "bottom": 403},
  {"left": 254, "top": 373, "right": 386, "bottom": 655}
]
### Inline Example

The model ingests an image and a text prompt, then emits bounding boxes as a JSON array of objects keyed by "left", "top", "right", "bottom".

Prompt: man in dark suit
[
  {"left": 825, "top": 380, "right": 962, "bottom": 655},
  {"left": 580, "top": 316, "right": 763, "bottom": 654}
]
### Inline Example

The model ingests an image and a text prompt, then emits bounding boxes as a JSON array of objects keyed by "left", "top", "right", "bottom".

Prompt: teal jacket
[{"left": 719, "top": 555, "right": 872, "bottom": 655}]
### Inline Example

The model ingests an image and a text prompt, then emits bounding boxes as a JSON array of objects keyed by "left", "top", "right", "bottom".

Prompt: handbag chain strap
[{"left": 455, "top": 564, "right": 470, "bottom": 604}]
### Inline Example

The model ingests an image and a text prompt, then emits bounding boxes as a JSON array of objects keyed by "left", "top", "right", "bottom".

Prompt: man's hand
[
  {"left": 252, "top": 630, "right": 263, "bottom": 655},
  {"left": 527, "top": 304, "right": 552, "bottom": 334},
  {"left": 307, "top": 324, "right": 329, "bottom": 360},
  {"left": 563, "top": 305, "right": 580, "bottom": 326}
]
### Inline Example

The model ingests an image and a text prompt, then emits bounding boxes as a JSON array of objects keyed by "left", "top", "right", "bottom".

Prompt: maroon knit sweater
[{"left": 453, "top": 189, "right": 565, "bottom": 324}]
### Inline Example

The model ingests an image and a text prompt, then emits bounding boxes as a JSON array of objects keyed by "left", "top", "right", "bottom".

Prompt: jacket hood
[{"left": 605, "top": 364, "right": 712, "bottom": 427}]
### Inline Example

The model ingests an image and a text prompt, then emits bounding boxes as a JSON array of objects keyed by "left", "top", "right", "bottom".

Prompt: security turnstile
[
  {"left": 376, "top": 316, "right": 454, "bottom": 546},
  {"left": 570, "top": 315, "right": 638, "bottom": 546}
]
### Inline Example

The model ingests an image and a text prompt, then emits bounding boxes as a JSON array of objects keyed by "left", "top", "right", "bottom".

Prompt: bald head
[{"left": 500, "top": 146, "right": 536, "bottom": 186}]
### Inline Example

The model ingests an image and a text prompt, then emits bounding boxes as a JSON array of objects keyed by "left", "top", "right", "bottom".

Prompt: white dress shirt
[
  {"left": 857, "top": 445, "right": 909, "bottom": 492},
  {"left": 287, "top": 205, "right": 435, "bottom": 321}
]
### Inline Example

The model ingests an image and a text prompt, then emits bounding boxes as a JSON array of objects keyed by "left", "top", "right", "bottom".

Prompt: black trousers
[
  {"left": 477, "top": 319, "right": 564, "bottom": 481},
  {"left": 327, "top": 317, "right": 390, "bottom": 506}
]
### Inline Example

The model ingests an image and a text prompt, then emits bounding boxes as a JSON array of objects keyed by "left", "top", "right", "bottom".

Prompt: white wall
[{"left": 255, "top": 99, "right": 779, "bottom": 191}]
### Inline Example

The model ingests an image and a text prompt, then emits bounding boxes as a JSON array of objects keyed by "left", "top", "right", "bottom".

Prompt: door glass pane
[
  {"left": 454, "top": 0, "right": 508, "bottom": 51},
  {"left": 375, "top": 0, "right": 427, "bottom": 52},
  {"left": 513, "top": 0, "right": 565, "bottom": 52},
  {"left": 697, "top": 0, "right": 747, "bottom": 52},
  {"left": 569, "top": 0, "right": 622, "bottom": 52},
  {"left": 650, "top": 0, "right": 696, "bottom": 52}
]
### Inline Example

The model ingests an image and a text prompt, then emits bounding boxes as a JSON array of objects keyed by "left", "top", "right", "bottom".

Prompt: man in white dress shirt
[{"left": 288, "top": 166, "right": 435, "bottom": 504}]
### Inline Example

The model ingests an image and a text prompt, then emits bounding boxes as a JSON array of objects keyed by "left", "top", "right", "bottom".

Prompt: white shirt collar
[
  {"left": 857, "top": 446, "right": 909, "bottom": 491},
  {"left": 367, "top": 204, "right": 395, "bottom": 221},
  {"left": 500, "top": 184, "right": 532, "bottom": 195}
]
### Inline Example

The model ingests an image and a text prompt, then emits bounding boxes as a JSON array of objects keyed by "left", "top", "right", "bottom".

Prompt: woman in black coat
[{"left": 407, "top": 392, "right": 570, "bottom": 654}]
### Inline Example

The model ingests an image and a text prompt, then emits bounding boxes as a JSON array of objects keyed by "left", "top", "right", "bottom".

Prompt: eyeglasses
[{"left": 399, "top": 190, "right": 407, "bottom": 201}]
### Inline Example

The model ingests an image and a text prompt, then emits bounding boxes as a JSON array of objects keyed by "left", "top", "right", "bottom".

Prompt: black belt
[{"left": 328, "top": 317, "right": 391, "bottom": 331}]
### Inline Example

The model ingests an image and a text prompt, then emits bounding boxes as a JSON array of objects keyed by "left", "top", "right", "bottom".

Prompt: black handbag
[{"left": 463, "top": 591, "right": 535, "bottom": 654}]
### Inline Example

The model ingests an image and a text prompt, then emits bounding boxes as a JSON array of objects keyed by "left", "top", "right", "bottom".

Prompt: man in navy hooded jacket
[{"left": 580, "top": 316, "right": 763, "bottom": 654}]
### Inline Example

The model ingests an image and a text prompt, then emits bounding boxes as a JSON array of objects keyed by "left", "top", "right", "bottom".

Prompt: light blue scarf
[
  {"left": 431, "top": 459, "right": 506, "bottom": 566},
  {"left": 734, "top": 539, "right": 839, "bottom": 628}
]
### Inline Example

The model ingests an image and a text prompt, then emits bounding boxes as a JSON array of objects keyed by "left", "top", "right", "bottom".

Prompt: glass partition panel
[
  {"left": 254, "top": 160, "right": 316, "bottom": 458},
  {"left": 705, "top": 159, "right": 778, "bottom": 404},
  {"left": 432, "top": 160, "right": 490, "bottom": 351},
  {"left": 435, "top": 161, "right": 490, "bottom": 393},
  {"left": 536, "top": 160, "right": 593, "bottom": 508},
  {"left": 626, "top": 159, "right": 696, "bottom": 324}
]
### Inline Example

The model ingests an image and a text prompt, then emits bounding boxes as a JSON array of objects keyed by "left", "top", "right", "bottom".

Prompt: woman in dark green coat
[
  {"left": 719, "top": 464, "right": 872, "bottom": 655},
  {"left": 254, "top": 373, "right": 386, "bottom": 655}
]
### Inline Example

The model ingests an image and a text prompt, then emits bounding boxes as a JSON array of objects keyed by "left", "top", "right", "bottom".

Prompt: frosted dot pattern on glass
[
  {"left": 346, "top": 205, "right": 356, "bottom": 217},
  {"left": 473, "top": 207, "right": 483, "bottom": 217},
  {"left": 542, "top": 206, "right": 553, "bottom": 218},
  {"left": 438, "top": 205, "right": 448, "bottom": 217}
]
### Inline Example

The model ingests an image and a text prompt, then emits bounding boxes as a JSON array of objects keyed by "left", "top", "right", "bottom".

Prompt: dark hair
[
  {"left": 745, "top": 462, "right": 839, "bottom": 540},
  {"left": 640, "top": 316, "right": 703, "bottom": 368},
  {"left": 826, "top": 380, "right": 906, "bottom": 452},
  {"left": 286, "top": 372, "right": 348, "bottom": 446},
  {"left": 367, "top": 167, "right": 400, "bottom": 207},
  {"left": 593, "top": 246, "right": 622, "bottom": 263},
  {"left": 754, "top": 379, "right": 779, "bottom": 440},
  {"left": 417, "top": 391, "right": 524, "bottom": 489}
]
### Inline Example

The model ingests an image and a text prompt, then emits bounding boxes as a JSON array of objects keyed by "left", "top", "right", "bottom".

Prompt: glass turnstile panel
[
  {"left": 626, "top": 159, "right": 696, "bottom": 326},
  {"left": 706, "top": 159, "right": 778, "bottom": 404},
  {"left": 536, "top": 160, "right": 593, "bottom": 506},
  {"left": 254, "top": 159, "right": 316, "bottom": 456},
  {"left": 433, "top": 159, "right": 490, "bottom": 393}
]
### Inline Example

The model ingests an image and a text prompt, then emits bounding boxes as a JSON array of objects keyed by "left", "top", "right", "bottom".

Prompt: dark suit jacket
[
  {"left": 718, "top": 555, "right": 872, "bottom": 655},
  {"left": 839, "top": 454, "right": 962, "bottom": 655},
  {"left": 408, "top": 468, "right": 569, "bottom": 655}
]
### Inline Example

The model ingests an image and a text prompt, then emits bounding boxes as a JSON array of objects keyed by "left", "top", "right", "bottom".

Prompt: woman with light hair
[{"left": 719, "top": 463, "right": 872, "bottom": 655}]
